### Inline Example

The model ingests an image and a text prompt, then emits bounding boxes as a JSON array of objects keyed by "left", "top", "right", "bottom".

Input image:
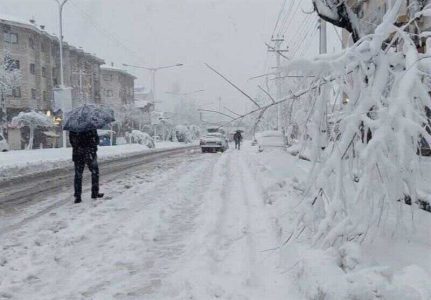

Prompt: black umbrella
[{"left": 63, "top": 104, "right": 115, "bottom": 132}]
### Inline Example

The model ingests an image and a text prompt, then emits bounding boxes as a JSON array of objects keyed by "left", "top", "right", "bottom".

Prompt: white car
[
  {"left": 0, "top": 133, "right": 9, "bottom": 152},
  {"left": 200, "top": 132, "right": 229, "bottom": 153},
  {"left": 255, "top": 130, "right": 287, "bottom": 152}
]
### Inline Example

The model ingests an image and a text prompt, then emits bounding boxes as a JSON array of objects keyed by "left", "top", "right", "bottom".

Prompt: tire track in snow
[
  {"left": 176, "top": 148, "right": 291, "bottom": 299},
  {"left": 0, "top": 153, "right": 219, "bottom": 300}
]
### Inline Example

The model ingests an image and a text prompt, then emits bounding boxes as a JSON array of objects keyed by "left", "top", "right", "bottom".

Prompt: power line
[
  {"left": 286, "top": 15, "right": 315, "bottom": 53},
  {"left": 279, "top": 0, "right": 302, "bottom": 35},
  {"left": 277, "top": 0, "right": 298, "bottom": 35},
  {"left": 67, "top": 1, "right": 147, "bottom": 65},
  {"left": 272, "top": 0, "right": 289, "bottom": 37}
]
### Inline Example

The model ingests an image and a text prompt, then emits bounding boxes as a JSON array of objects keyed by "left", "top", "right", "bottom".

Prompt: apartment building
[
  {"left": 100, "top": 65, "right": 136, "bottom": 111},
  {"left": 0, "top": 16, "right": 105, "bottom": 149}
]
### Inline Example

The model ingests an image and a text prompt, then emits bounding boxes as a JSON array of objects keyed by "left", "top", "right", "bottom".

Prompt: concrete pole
[
  {"left": 275, "top": 40, "right": 282, "bottom": 131},
  {"left": 57, "top": 0, "right": 69, "bottom": 87},
  {"left": 151, "top": 70, "right": 156, "bottom": 103},
  {"left": 319, "top": 19, "right": 327, "bottom": 55},
  {"left": 57, "top": 0, "right": 69, "bottom": 148}
]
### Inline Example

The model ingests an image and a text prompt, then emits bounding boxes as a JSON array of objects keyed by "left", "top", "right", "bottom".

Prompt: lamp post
[
  {"left": 122, "top": 63, "right": 183, "bottom": 104},
  {"left": 54, "top": 0, "right": 70, "bottom": 148},
  {"left": 55, "top": 0, "right": 69, "bottom": 87}
]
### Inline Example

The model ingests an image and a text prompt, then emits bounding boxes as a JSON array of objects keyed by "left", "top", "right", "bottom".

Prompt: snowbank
[
  {"left": 0, "top": 142, "right": 194, "bottom": 180},
  {"left": 246, "top": 142, "right": 431, "bottom": 299}
]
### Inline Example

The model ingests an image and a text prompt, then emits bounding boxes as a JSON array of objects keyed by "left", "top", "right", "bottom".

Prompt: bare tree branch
[
  {"left": 258, "top": 85, "right": 276, "bottom": 103},
  {"left": 205, "top": 63, "right": 261, "bottom": 108},
  {"left": 198, "top": 109, "right": 236, "bottom": 120}
]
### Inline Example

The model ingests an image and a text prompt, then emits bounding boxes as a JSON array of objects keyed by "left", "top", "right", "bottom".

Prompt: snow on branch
[{"left": 284, "top": 2, "right": 431, "bottom": 249}]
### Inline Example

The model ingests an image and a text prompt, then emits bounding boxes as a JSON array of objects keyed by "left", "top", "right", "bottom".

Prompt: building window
[
  {"left": 4, "top": 58, "right": 20, "bottom": 71},
  {"left": 30, "top": 63, "right": 36, "bottom": 75},
  {"left": 31, "top": 88, "right": 37, "bottom": 100},
  {"left": 8, "top": 87, "right": 21, "bottom": 98},
  {"left": 43, "top": 91, "right": 48, "bottom": 101},
  {"left": 41, "top": 42, "right": 47, "bottom": 53},
  {"left": 3, "top": 32, "right": 18, "bottom": 44},
  {"left": 105, "top": 90, "right": 113, "bottom": 97},
  {"left": 29, "top": 37, "right": 35, "bottom": 49},
  {"left": 42, "top": 67, "right": 47, "bottom": 78},
  {"left": 103, "top": 74, "right": 113, "bottom": 81}
]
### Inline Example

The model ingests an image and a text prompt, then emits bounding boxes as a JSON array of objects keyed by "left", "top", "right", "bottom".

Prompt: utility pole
[
  {"left": 319, "top": 19, "right": 327, "bottom": 54},
  {"left": 268, "top": 35, "right": 288, "bottom": 131},
  {"left": 218, "top": 97, "right": 222, "bottom": 113}
]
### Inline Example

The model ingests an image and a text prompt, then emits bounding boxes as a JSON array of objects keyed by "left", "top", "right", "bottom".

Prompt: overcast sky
[{"left": 0, "top": 0, "right": 339, "bottom": 114}]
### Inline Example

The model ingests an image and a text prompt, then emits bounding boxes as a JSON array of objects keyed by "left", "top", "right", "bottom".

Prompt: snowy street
[{"left": 0, "top": 144, "right": 294, "bottom": 299}]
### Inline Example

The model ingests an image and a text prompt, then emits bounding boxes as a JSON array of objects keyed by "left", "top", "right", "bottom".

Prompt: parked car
[
  {"left": 200, "top": 132, "right": 229, "bottom": 153},
  {"left": 97, "top": 129, "right": 116, "bottom": 146},
  {"left": 255, "top": 130, "right": 287, "bottom": 152},
  {"left": 0, "top": 133, "right": 9, "bottom": 152}
]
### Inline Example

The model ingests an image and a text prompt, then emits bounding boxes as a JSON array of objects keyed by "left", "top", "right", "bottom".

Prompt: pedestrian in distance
[
  {"left": 233, "top": 130, "right": 243, "bottom": 150},
  {"left": 69, "top": 129, "right": 104, "bottom": 204}
]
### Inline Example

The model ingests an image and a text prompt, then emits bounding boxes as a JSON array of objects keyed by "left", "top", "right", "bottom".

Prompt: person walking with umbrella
[
  {"left": 233, "top": 130, "right": 243, "bottom": 150},
  {"left": 69, "top": 129, "right": 103, "bottom": 203},
  {"left": 64, "top": 105, "right": 115, "bottom": 204}
]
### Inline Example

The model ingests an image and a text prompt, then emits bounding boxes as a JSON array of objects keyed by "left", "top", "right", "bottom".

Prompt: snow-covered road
[{"left": 0, "top": 146, "right": 293, "bottom": 299}]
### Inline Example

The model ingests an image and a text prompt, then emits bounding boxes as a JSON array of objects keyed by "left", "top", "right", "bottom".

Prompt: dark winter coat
[
  {"left": 233, "top": 132, "right": 242, "bottom": 142},
  {"left": 69, "top": 130, "right": 100, "bottom": 162}
]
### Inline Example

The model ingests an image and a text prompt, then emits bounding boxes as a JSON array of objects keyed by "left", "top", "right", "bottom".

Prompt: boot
[
  {"left": 91, "top": 193, "right": 104, "bottom": 199},
  {"left": 74, "top": 196, "right": 82, "bottom": 204}
]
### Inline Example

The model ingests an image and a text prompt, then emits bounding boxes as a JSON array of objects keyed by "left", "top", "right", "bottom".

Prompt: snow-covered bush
[
  {"left": 285, "top": 2, "right": 431, "bottom": 248},
  {"left": 175, "top": 125, "right": 192, "bottom": 143},
  {"left": 127, "top": 130, "right": 155, "bottom": 148},
  {"left": 11, "top": 111, "right": 54, "bottom": 150}
]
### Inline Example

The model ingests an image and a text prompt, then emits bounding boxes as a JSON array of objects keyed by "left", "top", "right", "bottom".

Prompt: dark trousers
[
  {"left": 235, "top": 140, "right": 241, "bottom": 150},
  {"left": 74, "top": 154, "right": 99, "bottom": 198}
]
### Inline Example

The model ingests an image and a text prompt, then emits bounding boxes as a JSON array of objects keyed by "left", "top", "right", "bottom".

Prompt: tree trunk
[{"left": 27, "top": 126, "right": 34, "bottom": 150}]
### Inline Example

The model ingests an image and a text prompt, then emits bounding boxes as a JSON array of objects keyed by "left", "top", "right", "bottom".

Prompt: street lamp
[
  {"left": 54, "top": 0, "right": 70, "bottom": 148},
  {"left": 165, "top": 89, "right": 205, "bottom": 97},
  {"left": 122, "top": 63, "right": 183, "bottom": 103},
  {"left": 55, "top": 0, "right": 69, "bottom": 87}
]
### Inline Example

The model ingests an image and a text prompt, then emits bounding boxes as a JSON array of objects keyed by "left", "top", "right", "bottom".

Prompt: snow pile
[
  {"left": 291, "top": 244, "right": 431, "bottom": 299},
  {"left": 248, "top": 142, "right": 431, "bottom": 299},
  {"left": 126, "top": 130, "right": 155, "bottom": 148}
]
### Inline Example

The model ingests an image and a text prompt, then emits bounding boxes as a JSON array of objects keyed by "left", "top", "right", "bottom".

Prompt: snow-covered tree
[
  {"left": 0, "top": 54, "right": 22, "bottom": 132},
  {"left": 11, "top": 111, "right": 54, "bottom": 150},
  {"left": 285, "top": 1, "right": 431, "bottom": 248},
  {"left": 313, "top": 0, "right": 427, "bottom": 42},
  {"left": 126, "top": 130, "right": 155, "bottom": 148}
]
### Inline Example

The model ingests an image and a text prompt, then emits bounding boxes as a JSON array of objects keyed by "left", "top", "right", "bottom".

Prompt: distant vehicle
[
  {"left": 200, "top": 132, "right": 229, "bottom": 153},
  {"left": 0, "top": 133, "right": 9, "bottom": 152},
  {"left": 97, "top": 129, "right": 116, "bottom": 146},
  {"left": 255, "top": 130, "right": 287, "bottom": 152}
]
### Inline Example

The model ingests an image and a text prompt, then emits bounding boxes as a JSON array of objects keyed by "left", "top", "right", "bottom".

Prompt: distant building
[
  {"left": 100, "top": 65, "right": 136, "bottom": 111},
  {"left": 100, "top": 65, "right": 137, "bottom": 134},
  {"left": 134, "top": 86, "right": 154, "bottom": 130}
]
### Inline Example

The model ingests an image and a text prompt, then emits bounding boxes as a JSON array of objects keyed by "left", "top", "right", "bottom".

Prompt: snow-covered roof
[
  {"left": 134, "top": 100, "right": 153, "bottom": 109},
  {"left": 0, "top": 15, "right": 105, "bottom": 65},
  {"left": 101, "top": 66, "right": 137, "bottom": 80}
]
